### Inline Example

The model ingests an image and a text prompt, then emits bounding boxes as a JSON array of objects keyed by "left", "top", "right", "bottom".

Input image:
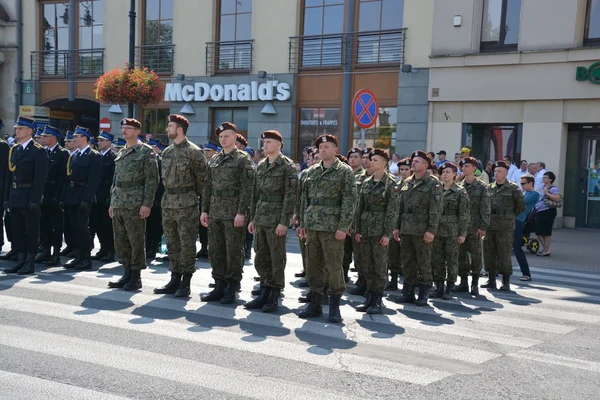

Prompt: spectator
[
  {"left": 454, "top": 152, "right": 461, "bottom": 163},
  {"left": 435, "top": 150, "right": 447, "bottom": 167},
  {"left": 427, "top": 151, "right": 436, "bottom": 163},
  {"left": 534, "top": 171, "right": 561, "bottom": 256},
  {"left": 485, "top": 160, "right": 494, "bottom": 183},
  {"left": 514, "top": 174, "right": 539, "bottom": 281},
  {"left": 504, "top": 155, "right": 519, "bottom": 183},
  {"left": 534, "top": 161, "right": 547, "bottom": 195},
  {"left": 460, "top": 146, "right": 489, "bottom": 183},
  {"left": 528, "top": 163, "right": 537, "bottom": 175},
  {"left": 389, "top": 153, "right": 400, "bottom": 176},
  {"left": 514, "top": 160, "right": 529, "bottom": 189}
]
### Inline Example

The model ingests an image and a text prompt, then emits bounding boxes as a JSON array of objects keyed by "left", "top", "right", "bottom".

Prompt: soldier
[
  {"left": 387, "top": 157, "right": 411, "bottom": 291},
  {"left": 108, "top": 118, "right": 158, "bottom": 290},
  {"left": 154, "top": 114, "right": 207, "bottom": 297},
  {"left": 361, "top": 147, "right": 373, "bottom": 170},
  {"left": 196, "top": 142, "right": 220, "bottom": 260},
  {"left": 297, "top": 134, "right": 357, "bottom": 323},
  {"left": 293, "top": 147, "right": 315, "bottom": 284},
  {"left": 200, "top": 122, "right": 253, "bottom": 304},
  {"left": 91, "top": 131, "right": 116, "bottom": 262},
  {"left": 145, "top": 139, "right": 165, "bottom": 259},
  {"left": 245, "top": 130, "right": 298, "bottom": 312},
  {"left": 0, "top": 119, "right": 10, "bottom": 258},
  {"left": 392, "top": 151, "right": 443, "bottom": 306},
  {"left": 3, "top": 116, "right": 48, "bottom": 275},
  {"left": 429, "top": 162, "right": 470, "bottom": 300},
  {"left": 353, "top": 149, "right": 399, "bottom": 314},
  {"left": 59, "top": 132, "right": 77, "bottom": 257},
  {"left": 36, "top": 125, "right": 68, "bottom": 266},
  {"left": 344, "top": 147, "right": 363, "bottom": 283},
  {"left": 481, "top": 160, "right": 525, "bottom": 292},
  {"left": 455, "top": 156, "right": 490, "bottom": 295},
  {"left": 62, "top": 126, "right": 101, "bottom": 271},
  {"left": 235, "top": 134, "right": 248, "bottom": 151}
]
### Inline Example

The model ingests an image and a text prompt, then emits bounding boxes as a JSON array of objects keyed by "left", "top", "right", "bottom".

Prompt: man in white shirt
[
  {"left": 534, "top": 161, "right": 547, "bottom": 195},
  {"left": 514, "top": 160, "right": 529, "bottom": 190},
  {"left": 504, "top": 156, "right": 519, "bottom": 183}
]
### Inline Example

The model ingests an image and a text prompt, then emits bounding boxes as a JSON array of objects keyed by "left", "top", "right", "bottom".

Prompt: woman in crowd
[
  {"left": 514, "top": 174, "right": 539, "bottom": 280},
  {"left": 535, "top": 171, "right": 561, "bottom": 256}
]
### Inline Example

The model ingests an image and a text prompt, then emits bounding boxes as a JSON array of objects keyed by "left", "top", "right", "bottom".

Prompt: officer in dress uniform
[
  {"left": 60, "top": 132, "right": 78, "bottom": 257},
  {"left": 62, "top": 126, "right": 101, "bottom": 271},
  {"left": 145, "top": 138, "right": 165, "bottom": 259},
  {"left": 35, "top": 125, "right": 68, "bottom": 266},
  {"left": 3, "top": 116, "right": 48, "bottom": 275},
  {"left": 0, "top": 119, "right": 9, "bottom": 257},
  {"left": 90, "top": 130, "right": 116, "bottom": 262}
]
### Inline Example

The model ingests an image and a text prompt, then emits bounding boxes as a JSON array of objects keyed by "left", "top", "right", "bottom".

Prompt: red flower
[{"left": 95, "top": 64, "right": 164, "bottom": 106}]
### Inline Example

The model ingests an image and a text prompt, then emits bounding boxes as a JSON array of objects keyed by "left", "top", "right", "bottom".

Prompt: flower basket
[{"left": 95, "top": 65, "right": 164, "bottom": 107}]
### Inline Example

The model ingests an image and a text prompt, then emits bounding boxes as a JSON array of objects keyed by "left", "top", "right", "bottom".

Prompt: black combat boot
[
  {"left": 74, "top": 250, "right": 92, "bottom": 271},
  {"left": 454, "top": 276, "right": 469, "bottom": 292},
  {"left": 196, "top": 246, "right": 208, "bottom": 259},
  {"left": 328, "top": 295, "right": 343, "bottom": 323},
  {"left": 349, "top": 277, "right": 367, "bottom": 296},
  {"left": 343, "top": 264, "right": 350, "bottom": 283},
  {"left": 201, "top": 279, "right": 226, "bottom": 302},
  {"left": 298, "top": 291, "right": 311, "bottom": 303},
  {"left": 251, "top": 285, "right": 263, "bottom": 296},
  {"left": 298, "top": 292, "right": 323, "bottom": 318},
  {"left": 294, "top": 269, "right": 306, "bottom": 278},
  {"left": 91, "top": 249, "right": 106, "bottom": 261},
  {"left": 17, "top": 254, "right": 36, "bottom": 275},
  {"left": 428, "top": 280, "right": 445, "bottom": 299},
  {"left": 0, "top": 248, "right": 18, "bottom": 260},
  {"left": 123, "top": 269, "right": 142, "bottom": 291},
  {"left": 46, "top": 247, "right": 61, "bottom": 266},
  {"left": 262, "top": 287, "right": 281, "bottom": 313},
  {"left": 415, "top": 284, "right": 429, "bottom": 307},
  {"left": 393, "top": 283, "right": 415, "bottom": 304},
  {"left": 174, "top": 273, "right": 192, "bottom": 297},
  {"left": 153, "top": 272, "right": 182, "bottom": 294},
  {"left": 4, "top": 253, "right": 26, "bottom": 273},
  {"left": 244, "top": 286, "right": 271, "bottom": 309},
  {"left": 355, "top": 291, "right": 374, "bottom": 312},
  {"left": 100, "top": 252, "right": 115, "bottom": 263},
  {"left": 442, "top": 281, "right": 454, "bottom": 300},
  {"left": 470, "top": 276, "right": 480, "bottom": 296},
  {"left": 108, "top": 268, "right": 132, "bottom": 289},
  {"left": 385, "top": 272, "right": 399, "bottom": 291},
  {"left": 35, "top": 247, "right": 51, "bottom": 263},
  {"left": 64, "top": 249, "right": 82, "bottom": 269},
  {"left": 366, "top": 292, "right": 383, "bottom": 314},
  {"left": 499, "top": 274, "right": 511, "bottom": 292},
  {"left": 481, "top": 273, "right": 497, "bottom": 289},
  {"left": 220, "top": 281, "right": 238, "bottom": 304}
]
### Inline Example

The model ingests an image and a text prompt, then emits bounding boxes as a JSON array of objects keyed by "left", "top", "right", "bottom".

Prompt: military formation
[{"left": 0, "top": 114, "right": 525, "bottom": 324}]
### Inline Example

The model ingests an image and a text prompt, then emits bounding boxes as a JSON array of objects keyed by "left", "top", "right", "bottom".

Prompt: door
[{"left": 584, "top": 136, "right": 600, "bottom": 228}]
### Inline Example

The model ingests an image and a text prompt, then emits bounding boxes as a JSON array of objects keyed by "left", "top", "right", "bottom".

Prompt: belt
[
  {"left": 167, "top": 186, "right": 195, "bottom": 195},
  {"left": 116, "top": 180, "right": 144, "bottom": 188},
  {"left": 212, "top": 189, "right": 239, "bottom": 197},
  {"left": 491, "top": 209, "right": 512, "bottom": 215},
  {"left": 259, "top": 195, "right": 283, "bottom": 202},
  {"left": 405, "top": 208, "right": 428, "bottom": 215},
  {"left": 365, "top": 204, "right": 386, "bottom": 212},
  {"left": 69, "top": 181, "right": 87, "bottom": 187},
  {"left": 12, "top": 183, "right": 32, "bottom": 189},
  {"left": 309, "top": 198, "right": 341, "bottom": 207}
]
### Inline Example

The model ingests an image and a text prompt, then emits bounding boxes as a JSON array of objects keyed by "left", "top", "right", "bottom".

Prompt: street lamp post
[{"left": 128, "top": 0, "right": 136, "bottom": 118}]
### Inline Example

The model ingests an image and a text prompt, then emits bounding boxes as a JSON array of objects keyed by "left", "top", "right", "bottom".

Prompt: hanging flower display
[{"left": 95, "top": 64, "right": 164, "bottom": 106}]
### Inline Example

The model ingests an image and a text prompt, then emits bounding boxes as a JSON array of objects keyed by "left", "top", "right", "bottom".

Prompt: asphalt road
[{"left": 0, "top": 232, "right": 599, "bottom": 399}]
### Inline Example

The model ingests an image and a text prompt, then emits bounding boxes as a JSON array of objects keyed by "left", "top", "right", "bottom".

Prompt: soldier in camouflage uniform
[
  {"left": 455, "top": 156, "right": 490, "bottom": 295},
  {"left": 294, "top": 146, "right": 315, "bottom": 282},
  {"left": 481, "top": 160, "right": 525, "bottom": 292},
  {"left": 387, "top": 157, "right": 411, "bottom": 291},
  {"left": 353, "top": 149, "right": 399, "bottom": 314},
  {"left": 201, "top": 122, "right": 255, "bottom": 304},
  {"left": 297, "top": 134, "right": 357, "bottom": 323},
  {"left": 343, "top": 147, "right": 363, "bottom": 284},
  {"left": 392, "top": 151, "right": 443, "bottom": 306},
  {"left": 108, "top": 118, "right": 158, "bottom": 291},
  {"left": 154, "top": 114, "right": 207, "bottom": 297},
  {"left": 429, "top": 162, "right": 470, "bottom": 300},
  {"left": 244, "top": 130, "right": 298, "bottom": 313}
]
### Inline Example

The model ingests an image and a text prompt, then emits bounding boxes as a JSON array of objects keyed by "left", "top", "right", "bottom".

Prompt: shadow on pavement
[
  {"left": 294, "top": 320, "right": 356, "bottom": 355},
  {"left": 356, "top": 314, "right": 405, "bottom": 339}
]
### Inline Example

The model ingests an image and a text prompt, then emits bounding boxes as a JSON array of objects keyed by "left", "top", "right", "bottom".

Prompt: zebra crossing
[{"left": 0, "top": 251, "right": 599, "bottom": 399}]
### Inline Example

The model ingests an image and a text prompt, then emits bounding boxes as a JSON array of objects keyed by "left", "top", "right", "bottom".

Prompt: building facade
[
  {"left": 0, "top": 0, "right": 18, "bottom": 133},
  {"left": 429, "top": 0, "right": 600, "bottom": 229}
]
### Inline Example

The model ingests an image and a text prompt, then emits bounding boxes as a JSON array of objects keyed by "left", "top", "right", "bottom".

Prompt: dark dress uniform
[
  {"left": 62, "top": 143, "right": 101, "bottom": 270},
  {"left": 91, "top": 148, "right": 116, "bottom": 261},
  {"left": 0, "top": 134, "right": 9, "bottom": 255}
]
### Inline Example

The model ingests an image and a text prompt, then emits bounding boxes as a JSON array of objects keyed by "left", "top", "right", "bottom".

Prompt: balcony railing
[
  {"left": 135, "top": 44, "right": 175, "bottom": 75},
  {"left": 205, "top": 40, "right": 253, "bottom": 75},
  {"left": 354, "top": 29, "right": 406, "bottom": 65},
  {"left": 289, "top": 34, "right": 344, "bottom": 70},
  {"left": 31, "top": 49, "right": 104, "bottom": 80}
]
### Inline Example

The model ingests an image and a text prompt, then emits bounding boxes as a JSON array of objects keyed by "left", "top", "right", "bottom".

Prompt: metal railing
[
  {"left": 288, "top": 34, "right": 344, "bottom": 70},
  {"left": 205, "top": 40, "right": 253, "bottom": 75},
  {"left": 31, "top": 49, "right": 104, "bottom": 80},
  {"left": 135, "top": 44, "right": 175, "bottom": 75},
  {"left": 354, "top": 29, "right": 406, "bottom": 65}
]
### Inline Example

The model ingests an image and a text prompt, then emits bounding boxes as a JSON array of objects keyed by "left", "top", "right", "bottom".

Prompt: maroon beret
[
  {"left": 236, "top": 134, "right": 248, "bottom": 147},
  {"left": 260, "top": 130, "right": 283, "bottom": 142},
  {"left": 397, "top": 157, "right": 411, "bottom": 168},
  {"left": 368, "top": 148, "right": 390, "bottom": 161},
  {"left": 459, "top": 156, "right": 478, "bottom": 168},
  {"left": 362, "top": 147, "right": 373, "bottom": 155},
  {"left": 168, "top": 114, "right": 189, "bottom": 129},
  {"left": 428, "top": 162, "right": 437, "bottom": 171},
  {"left": 492, "top": 160, "right": 510, "bottom": 171},
  {"left": 438, "top": 161, "right": 458, "bottom": 175},
  {"left": 215, "top": 122, "right": 238, "bottom": 135},
  {"left": 411, "top": 150, "right": 431, "bottom": 163},
  {"left": 120, "top": 118, "right": 141, "bottom": 129},
  {"left": 335, "top": 154, "right": 349, "bottom": 164},
  {"left": 315, "top": 134, "right": 338, "bottom": 148},
  {"left": 347, "top": 147, "right": 361, "bottom": 158}
]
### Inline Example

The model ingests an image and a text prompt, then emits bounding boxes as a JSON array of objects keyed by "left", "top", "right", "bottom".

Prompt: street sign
[
  {"left": 352, "top": 89, "right": 378, "bottom": 129},
  {"left": 100, "top": 118, "right": 111, "bottom": 132}
]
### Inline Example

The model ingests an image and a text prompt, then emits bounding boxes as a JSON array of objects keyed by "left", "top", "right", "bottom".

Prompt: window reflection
[
  {"left": 212, "top": 108, "right": 249, "bottom": 142},
  {"left": 481, "top": 0, "right": 521, "bottom": 49},
  {"left": 352, "top": 108, "right": 397, "bottom": 153},
  {"left": 298, "top": 108, "right": 339, "bottom": 158},
  {"left": 301, "top": 0, "right": 343, "bottom": 67},
  {"left": 219, "top": 0, "right": 252, "bottom": 41},
  {"left": 586, "top": 0, "right": 600, "bottom": 41}
]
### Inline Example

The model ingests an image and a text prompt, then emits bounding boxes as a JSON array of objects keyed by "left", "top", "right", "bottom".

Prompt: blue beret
[
  {"left": 42, "top": 125, "right": 62, "bottom": 138},
  {"left": 14, "top": 116, "right": 36, "bottom": 130},
  {"left": 98, "top": 131, "right": 114, "bottom": 142},
  {"left": 75, "top": 126, "right": 92, "bottom": 139}
]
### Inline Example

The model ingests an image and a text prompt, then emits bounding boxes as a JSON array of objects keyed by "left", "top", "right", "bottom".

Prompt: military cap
[
  {"left": 169, "top": 114, "right": 189, "bottom": 129},
  {"left": 74, "top": 126, "right": 92, "bottom": 139},
  {"left": 90, "top": 137, "right": 98, "bottom": 145},
  {"left": 315, "top": 134, "right": 338, "bottom": 147},
  {"left": 397, "top": 157, "right": 411, "bottom": 168},
  {"left": 368, "top": 148, "right": 390, "bottom": 161},
  {"left": 492, "top": 160, "right": 509, "bottom": 171},
  {"left": 362, "top": 147, "right": 373, "bottom": 155},
  {"left": 438, "top": 161, "right": 458, "bottom": 174},
  {"left": 261, "top": 130, "right": 283, "bottom": 142},
  {"left": 236, "top": 134, "right": 248, "bottom": 147},
  {"left": 347, "top": 147, "right": 361, "bottom": 158},
  {"left": 147, "top": 138, "right": 160, "bottom": 147},
  {"left": 215, "top": 122, "right": 238, "bottom": 135},
  {"left": 14, "top": 116, "right": 36, "bottom": 130},
  {"left": 120, "top": 118, "right": 142, "bottom": 129},
  {"left": 35, "top": 126, "right": 45, "bottom": 137},
  {"left": 204, "top": 141, "right": 221, "bottom": 152},
  {"left": 65, "top": 132, "right": 75, "bottom": 141},
  {"left": 459, "top": 156, "right": 478, "bottom": 168},
  {"left": 245, "top": 147, "right": 255, "bottom": 158},
  {"left": 335, "top": 154, "right": 349, "bottom": 164},
  {"left": 42, "top": 125, "right": 62, "bottom": 138},
  {"left": 114, "top": 138, "right": 126, "bottom": 147},
  {"left": 411, "top": 150, "right": 431, "bottom": 163},
  {"left": 98, "top": 131, "right": 114, "bottom": 142}
]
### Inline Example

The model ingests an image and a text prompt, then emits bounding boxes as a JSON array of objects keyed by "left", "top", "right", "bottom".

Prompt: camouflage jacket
[
  {"left": 397, "top": 173, "right": 443, "bottom": 236},
  {"left": 488, "top": 180, "right": 525, "bottom": 232},
  {"left": 299, "top": 158, "right": 357, "bottom": 232},
  {"left": 355, "top": 173, "right": 399, "bottom": 238},
  {"left": 353, "top": 167, "right": 365, "bottom": 177},
  {"left": 294, "top": 168, "right": 310, "bottom": 218},
  {"left": 110, "top": 143, "right": 158, "bottom": 209},
  {"left": 250, "top": 153, "right": 298, "bottom": 227},
  {"left": 463, "top": 177, "right": 491, "bottom": 234},
  {"left": 161, "top": 138, "right": 207, "bottom": 209},
  {"left": 438, "top": 182, "right": 470, "bottom": 238},
  {"left": 202, "top": 147, "right": 255, "bottom": 220}
]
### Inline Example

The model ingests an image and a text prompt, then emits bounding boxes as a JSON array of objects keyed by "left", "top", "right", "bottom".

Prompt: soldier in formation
[{"left": 91, "top": 130, "right": 116, "bottom": 262}]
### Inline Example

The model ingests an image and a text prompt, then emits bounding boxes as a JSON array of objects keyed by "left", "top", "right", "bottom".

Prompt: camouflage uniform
[
  {"left": 203, "top": 148, "right": 254, "bottom": 283},
  {"left": 484, "top": 181, "right": 525, "bottom": 276},
  {"left": 299, "top": 158, "right": 357, "bottom": 297},
  {"left": 250, "top": 154, "right": 298, "bottom": 289},
  {"left": 295, "top": 169, "right": 310, "bottom": 272},
  {"left": 111, "top": 143, "right": 159, "bottom": 271},
  {"left": 344, "top": 167, "right": 365, "bottom": 271},
  {"left": 161, "top": 138, "right": 207, "bottom": 274},
  {"left": 350, "top": 169, "right": 369, "bottom": 277},
  {"left": 431, "top": 182, "right": 470, "bottom": 282},
  {"left": 387, "top": 177, "right": 405, "bottom": 278},
  {"left": 458, "top": 178, "right": 490, "bottom": 277},
  {"left": 354, "top": 173, "right": 399, "bottom": 293}
]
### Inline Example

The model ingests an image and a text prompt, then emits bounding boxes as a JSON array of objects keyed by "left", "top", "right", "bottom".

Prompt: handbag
[{"left": 543, "top": 190, "right": 563, "bottom": 209}]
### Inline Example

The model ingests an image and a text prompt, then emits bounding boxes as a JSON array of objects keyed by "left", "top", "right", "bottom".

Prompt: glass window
[
  {"left": 78, "top": 0, "right": 103, "bottom": 48},
  {"left": 352, "top": 108, "right": 397, "bottom": 153},
  {"left": 301, "top": 1, "right": 344, "bottom": 67},
  {"left": 42, "top": 2, "right": 69, "bottom": 51},
  {"left": 359, "top": 0, "right": 403, "bottom": 32},
  {"left": 463, "top": 124, "right": 522, "bottom": 169},
  {"left": 322, "top": 5, "right": 344, "bottom": 34},
  {"left": 212, "top": 108, "right": 249, "bottom": 142},
  {"left": 142, "top": 108, "right": 170, "bottom": 144},
  {"left": 586, "top": 0, "right": 600, "bottom": 42},
  {"left": 298, "top": 108, "right": 339, "bottom": 159},
  {"left": 356, "top": 0, "right": 404, "bottom": 64},
  {"left": 481, "top": 0, "right": 521, "bottom": 50},
  {"left": 144, "top": 0, "right": 173, "bottom": 45},
  {"left": 219, "top": 0, "right": 252, "bottom": 41}
]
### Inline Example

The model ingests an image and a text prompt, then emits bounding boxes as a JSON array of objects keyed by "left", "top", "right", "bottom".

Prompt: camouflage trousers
[
  {"left": 458, "top": 234, "right": 484, "bottom": 277},
  {"left": 483, "top": 230, "right": 513, "bottom": 276},
  {"left": 112, "top": 208, "right": 147, "bottom": 270},
  {"left": 208, "top": 219, "right": 245, "bottom": 282},
  {"left": 351, "top": 234, "right": 363, "bottom": 274},
  {"left": 163, "top": 205, "right": 199, "bottom": 275},
  {"left": 388, "top": 239, "right": 402, "bottom": 274},
  {"left": 254, "top": 225, "right": 287, "bottom": 289},
  {"left": 400, "top": 234, "right": 433, "bottom": 285},
  {"left": 432, "top": 236, "right": 459, "bottom": 282},
  {"left": 306, "top": 230, "right": 346, "bottom": 296},
  {"left": 343, "top": 235, "right": 353, "bottom": 268},
  {"left": 298, "top": 236, "right": 307, "bottom": 270},
  {"left": 360, "top": 236, "right": 388, "bottom": 293}
]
